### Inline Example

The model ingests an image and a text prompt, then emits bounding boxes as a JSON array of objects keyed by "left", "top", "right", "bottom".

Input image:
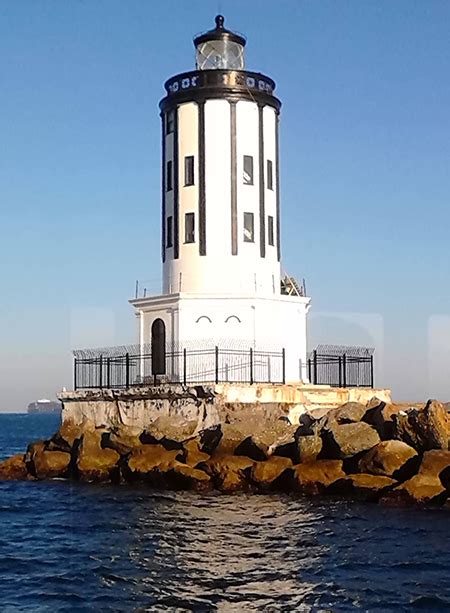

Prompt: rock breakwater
[{"left": 2, "top": 396, "right": 450, "bottom": 508}]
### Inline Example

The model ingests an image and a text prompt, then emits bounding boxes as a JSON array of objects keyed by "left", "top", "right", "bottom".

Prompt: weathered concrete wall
[{"left": 58, "top": 383, "right": 391, "bottom": 429}]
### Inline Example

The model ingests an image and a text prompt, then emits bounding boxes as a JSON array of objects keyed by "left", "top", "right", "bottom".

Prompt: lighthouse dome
[{"left": 194, "top": 15, "right": 246, "bottom": 70}]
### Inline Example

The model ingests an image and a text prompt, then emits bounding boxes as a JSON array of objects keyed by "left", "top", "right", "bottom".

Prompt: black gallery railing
[
  {"left": 74, "top": 347, "right": 286, "bottom": 390},
  {"left": 307, "top": 345, "right": 374, "bottom": 388}
]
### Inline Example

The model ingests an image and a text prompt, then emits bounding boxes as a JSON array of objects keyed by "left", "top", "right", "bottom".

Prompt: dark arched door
[{"left": 151, "top": 318, "right": 166, "bottom": 375}]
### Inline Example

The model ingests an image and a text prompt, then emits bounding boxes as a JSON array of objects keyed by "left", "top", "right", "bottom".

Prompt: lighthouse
[{"left": 130, "top": 15, "right": 311, "bottom": 382}]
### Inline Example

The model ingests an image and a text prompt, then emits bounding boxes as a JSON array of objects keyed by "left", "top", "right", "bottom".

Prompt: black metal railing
[
  {"left": 307, "top": 345, "right": 374, "bottom": 388},
  {"left": 74, "top": 346, "right": 286, "bottom": 390}
]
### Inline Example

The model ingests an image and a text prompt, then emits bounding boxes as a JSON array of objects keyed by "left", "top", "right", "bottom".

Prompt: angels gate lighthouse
[{"left": 129, "top": 15, "right": 311, "bottom": 384}]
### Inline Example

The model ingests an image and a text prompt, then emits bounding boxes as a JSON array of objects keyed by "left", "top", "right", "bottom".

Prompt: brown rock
[
  {"left": 182, "top": 439, "right": 210, "bottom": 467},
  {"left": 393, "top": 400, "right": 449, "bottom": 452},
  {"left": 297, "top": 433, "right": 322, "bottom": 463},
  {"left": 419, "top": 450, "right": 450, "bottom": 478},
  {"left": 362, "top": 400, "right": 397, "bottom": 440},
  {"left": 31, "top": 450, "right": 71, "bottom": 480},
  {"left": 327, "top": 402, "right": 367, "bottom": 425},
  {"left": 0, "top": 454, "right": 29, "bottom": 480},
  {"left": 251, "top": 456, "right": 293, "bottom": 491},
  {"left": 198, "top": 424, "right": 223, "bottom": 454},
  {"left": 126, "top": 445, "right": 181, "bottom": 476},
  {"left": 234, "top": 436, "right": 268, "bottom": 461},
  {"left": 46, "top": 421, "right": 85, "bottom": 453},
  {"left": 321, "top": 422, "right": 380, "bottom": 459},
  {"left": 102, "top": 428, "right": 143, "bottom": 456},
  {"left": 358, "top": 440, "right": 418, "bottom": 479},
  {"left": 165, "top": 464, "right": 212, "bottom": 492},
  {"left": 293, "top": 460, "right": 346, "bottom": 495},
  {"left": 380, "top": 474, "right": 447, "bottom": 507},
  {"left": 330, "top": 473, "right": 396, "bottom": 501},
  {"left": 76, "top": 430, "right": 121, "bottom": 482},
  {"left": 203, "top": 455, "right": 255, "bottom": 493}
]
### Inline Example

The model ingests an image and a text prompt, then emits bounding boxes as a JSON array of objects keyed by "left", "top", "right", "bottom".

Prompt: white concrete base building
[{"left": 130, "top": 15, "right": 311, "bottom": 383}]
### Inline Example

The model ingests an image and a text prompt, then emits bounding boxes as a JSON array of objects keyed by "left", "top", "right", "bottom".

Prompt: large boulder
[
  {"left": 76, "top": 430, "right": 121, "bottom": 482},
  {"left": 0, "top": 454, "right": 29, "bottom": 480},
  {"left": 25, "top": 441, "right": 70, "bottom": 479},
  {"left": 324, "top": 402, "right": 367, "bottom": 426},
  {"left": 250, "top": 456, "right": 293, "bottom": 492},
  {"left": 380, "top": 475, "right": 447, "bottom": 507},
  {"left": 181, "top": 439, "right": 210, "bottom": 467},
  {"left": 392, "top": 400, "right": 449, "bottom": 452},
  {"left": 330, "top": 473, "right": 396, "bottom": 501},
  {"left": 46, "top": 422, "right": 84, "bottom": 453},
  {"left": 164, "top": 464, "right": 211, "bottom": 491},
  {"left": 297, "top": 433, "right": 323, "bottom": 463},
  {"left": 321, "top": 422, "right": 380, "bottom": 460},
  {"left": 201, "top": 455, "right": 255, "bottom": 493},
  {"left": 198, "top": 424, "right": 223, "bottom": 454},
  {"left": 102, "top": 427, "right": 143, "bottom": 456},
  {"left": 125, "top": 445, "right": 181, "bottom": 478},
  {"left": 362, "top": 400, "right": 397, "bottom": 440},
  {"left": 234, "top": 436, "right": 268, "bottom": 461},
  {"left": 380, "top": 450, "right": 450, "bottom": 507},
  {"left": 293, "top": 460, "right": 346, "bottom": 495},
  {"left": 358, "top": 440, "right": 419, "bottom": 480}
]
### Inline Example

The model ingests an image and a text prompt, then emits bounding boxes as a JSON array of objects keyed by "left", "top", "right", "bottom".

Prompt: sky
[{"left": 1, "top": 0, "right": 449, "bottom": 410}]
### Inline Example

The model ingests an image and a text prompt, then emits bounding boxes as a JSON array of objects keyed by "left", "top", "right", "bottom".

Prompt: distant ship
[{"left": 27, "top": 399, "right": 62, "bottom": 414}]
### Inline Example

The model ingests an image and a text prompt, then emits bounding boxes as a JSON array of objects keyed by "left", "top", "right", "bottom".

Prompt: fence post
[
  {"left": 307, "top": 357, "right": 311, "bottom": 383},
  {"left": 183, "top": 348, "right": 187, "bottom": 385},
  {"left": 313, "top": 349, "right": 317, "bottom": 384},
  {"left": 107, "top": 357, "right": 111, "bottom": 389},
  {"left": 99, "top": 355, "right": 103, "bottom": 389},
  {"left": 342, "top": 353, "right": 347, "bottom": 388},
  {"left": 282, "top": 348, "right": 286, "bottom": 384},
  {"left": 250, "top": 348, "right": 254, "bottom": 385},
  {"left": 370, "top": 355, "right": 374, "bottom": 388},
  {"left": 74, "top": 358, "right": 77, "bottom": 390},
  {"left": 125, "top": 353, "right": 130, "bottom": 389},
  {"left": 338, "top": 355, "right": 342, "bottom": 387},
  {"left": 215, "top": 346, "right": 219, "bottom": 384}
]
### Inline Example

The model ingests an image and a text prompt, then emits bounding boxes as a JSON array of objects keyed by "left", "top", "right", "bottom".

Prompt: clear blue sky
[{"left": 1, "top": 0, "right": 449, "bottom": 409}]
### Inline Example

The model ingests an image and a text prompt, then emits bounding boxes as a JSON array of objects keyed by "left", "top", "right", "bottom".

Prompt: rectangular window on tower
[
  {"left": 268, "top": 215, "right": 274, "bottom": 246},
  {"left": 243, "top": 212, "right": 254, "bottom": 243},
  {"left": 267, "top": 160, "right": 273, "bottom": 190},
  {"left": 166, "top": 160, "right": 173, "bottom": 192},
  {"left": 166, "top": 216, "right": 173, "bottom": 248},
  {"left": 243, "top": 155, "right": 254, "bottom": 185},
  {"left": 166, "top": 110, "right": 175, "bottom": 135},
  {"left": 185, "top": 212, "right": 195, "bottom": 243},
  {"left": 184, "top": 155, "right": 195, "bottom": 186}
]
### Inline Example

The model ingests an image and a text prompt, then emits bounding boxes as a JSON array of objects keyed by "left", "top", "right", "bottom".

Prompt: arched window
[
  {"left": 151, "top": 318, "right": 166, "bottom": 375},
  {"left": 196, "top": 315, "right": 212, "bottom": 323},
  {"left": 225, "top": 315, "right": 241, "bottom": 323}
]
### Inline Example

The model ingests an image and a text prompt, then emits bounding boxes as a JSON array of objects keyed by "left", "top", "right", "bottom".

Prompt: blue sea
[{"left": 0, "top": 414, "right": 450, "bottom": 612}]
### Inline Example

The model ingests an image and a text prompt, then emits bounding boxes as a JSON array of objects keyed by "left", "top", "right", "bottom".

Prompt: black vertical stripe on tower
[
  {"left": 258, "top": 104, "right": 266, "bottom": 258},
  {"left": 230, "top": 101, "right": 238, "bottom": 255},
  {"left": 198, "top": 101, "right": 206, "bottom": 256},
  {"left": 173, "top": 107, "right": 179, "bottom": 259},
  {"left": 161, "top": 113, "right": 166, "bottom": 263},
  {"left": 275, "top": 112, "right": 281, "bottom": 262}
]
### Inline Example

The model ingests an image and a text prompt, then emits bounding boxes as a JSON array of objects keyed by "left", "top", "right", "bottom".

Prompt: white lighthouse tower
[{"left": 130, "top": 15, "right": 311, "bottom": 382}]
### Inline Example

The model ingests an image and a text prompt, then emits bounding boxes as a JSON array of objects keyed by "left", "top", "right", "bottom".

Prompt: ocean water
[{"left": 0, "top": 415, "right": 450, "bottom": 612}]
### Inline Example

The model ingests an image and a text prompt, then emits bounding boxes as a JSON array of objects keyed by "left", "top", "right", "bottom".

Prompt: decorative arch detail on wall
[
  {"left": 196, "top": 315, "right": 212, "bottom": 323},
  {"left": 225, "top": 315, "right": 241, "bottom": 323}
]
